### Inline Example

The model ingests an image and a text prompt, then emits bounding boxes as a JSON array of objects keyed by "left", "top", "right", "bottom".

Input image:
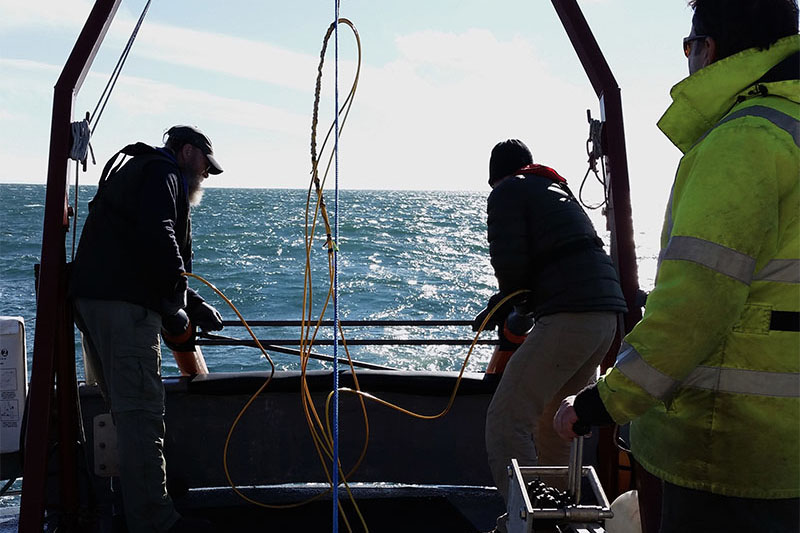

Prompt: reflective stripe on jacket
[{"left": 597, "top": 34, "right": 800, "bottom": 499}]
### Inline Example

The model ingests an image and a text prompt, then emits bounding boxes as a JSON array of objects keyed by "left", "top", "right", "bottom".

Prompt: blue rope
[{"left": 331, "top": 2, "right": 341, "bottom": 531}]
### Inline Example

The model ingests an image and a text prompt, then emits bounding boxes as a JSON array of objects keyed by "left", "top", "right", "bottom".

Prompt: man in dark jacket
[
  {"left": 71, "top": 125, "right": 224, "bottom": 533},
  {"left": 476, "top": 139, "right": 626, "bottom": 532}
]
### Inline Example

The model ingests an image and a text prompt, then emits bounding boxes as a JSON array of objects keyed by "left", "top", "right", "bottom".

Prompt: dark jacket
[
  {"left": 70, "top": 143, "right": 197, "bottom": 315},
  {"left": 487, "top": 170, "right": 627, "bottom": 319}
]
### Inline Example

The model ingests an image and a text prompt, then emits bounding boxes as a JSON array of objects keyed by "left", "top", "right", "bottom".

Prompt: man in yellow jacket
[{"left": 554, "top": 1, "right": 799, "bottom": 531}]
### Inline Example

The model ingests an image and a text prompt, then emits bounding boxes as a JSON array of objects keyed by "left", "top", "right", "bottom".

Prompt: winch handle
[{"left": 567, "top": 436, "right": 584, "bottom": 504}]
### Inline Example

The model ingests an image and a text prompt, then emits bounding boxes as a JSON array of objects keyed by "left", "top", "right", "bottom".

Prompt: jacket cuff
[
  {"left": 186, "top": 287, "right": 204, "bottom": 309},
  {"left": 573, "top": 384, "right": 615, "bottom": 427}
]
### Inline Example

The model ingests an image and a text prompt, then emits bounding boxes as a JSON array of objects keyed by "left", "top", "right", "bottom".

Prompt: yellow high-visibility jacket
[{"left": 598, "top": 34, "right": 800, "bottom": 499}]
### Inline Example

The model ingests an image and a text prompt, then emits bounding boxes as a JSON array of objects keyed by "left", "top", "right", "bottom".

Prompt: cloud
[
  {"left": 0, "top": 0, "right": 95, "bottom": 30},
  {"left": 0, "top": 1, "right": 318, "bottom": 92},
  {"left": 131, "top": 23, "right": 321, "bottom": 93},
  {"left": 330, "top": 29, "right": 596, "bottom": 191},
  {"left": 0, "top": 8, "right": 681, "bottom": 204},
  {"left": 95, "top": 75, "right": 308, "bottom": 133},
  {"left": 0, "top": 58, "right": 60, "bottom": 74}
]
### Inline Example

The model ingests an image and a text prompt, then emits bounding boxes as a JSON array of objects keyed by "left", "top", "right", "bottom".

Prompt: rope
[
  {"left": 332, "top": 2, "right": 341, "bottom": 530},
  {"left": 69, "top": 119, "right": 91, "bottom": 163},
  {"left": 69, "top": 0, "right": 151, "bottom": 261},
  {"left": 70, "top": 0, "right": 152, "bottom": 166},
  {"left": 304, "top": 17, "right": 366, "bottom": 531},
  {"left": 72, "top": 162, "right": 79, "bottom": 260},
  {"left": 89, "top": 0, "right": 152, "bottom": 138},
  {"left": 215, "top": 19, "right": 365, "bottom": 528},
  {"left": 0, "top": 477, "right": 16, "bottom": 497},
  {"left": 216, "top": 319, "right": 473, "bottom": 327},
  {"left": 578, "top": 109, "right": 608, "bottom": 211},
  {"left": 68, "top": 0, "right": 153, "bottom": 164}
]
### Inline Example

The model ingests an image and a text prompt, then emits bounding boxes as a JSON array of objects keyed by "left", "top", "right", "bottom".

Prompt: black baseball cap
[{"left": 165, "top": 125, "right": 223, "bottom": 175}]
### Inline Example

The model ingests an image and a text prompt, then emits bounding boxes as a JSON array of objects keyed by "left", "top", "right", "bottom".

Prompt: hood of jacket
[{"left": 658, "top": 34, "right": 800, "bottom": 153}]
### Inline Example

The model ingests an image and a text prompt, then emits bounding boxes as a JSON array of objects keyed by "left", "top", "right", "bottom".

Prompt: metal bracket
[{"left": 93, "top": 413, "right": 119, "bottom": 477}]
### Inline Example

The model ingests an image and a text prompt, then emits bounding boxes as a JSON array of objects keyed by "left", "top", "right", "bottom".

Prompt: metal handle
[{"left": 567, "top": 436, "right": 584, "bottom": 504}]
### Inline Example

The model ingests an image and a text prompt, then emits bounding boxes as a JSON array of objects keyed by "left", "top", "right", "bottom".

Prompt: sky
[{"left": 0, "top": 0, "right": 695, "bottom": 236}]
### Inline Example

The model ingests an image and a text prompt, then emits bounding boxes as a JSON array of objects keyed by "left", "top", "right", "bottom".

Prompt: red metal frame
[
  {"left": 551, "top": 0, "right": 642, "bottom": 334},
  {"left": 21, "top": 0, "right": 644, "bottom": 529},
  {"left": 19, "top": 1, "right": 122, "bottom": 531},
  {"left": 551, "top": 0, "right": 643, "bottom": 501}
]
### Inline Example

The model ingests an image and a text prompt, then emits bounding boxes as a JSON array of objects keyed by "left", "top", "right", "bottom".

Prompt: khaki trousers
[
  {"left": 74, "top": 298, "right": 180, "bottom": 533},
  {"left": 485, "top": 311, "right": 618, "bottom": 513}
]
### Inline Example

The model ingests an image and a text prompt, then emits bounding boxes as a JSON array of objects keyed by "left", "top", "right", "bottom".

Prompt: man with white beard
[{"left": 70, "top": 125, "right": 224, "bottom": 533}]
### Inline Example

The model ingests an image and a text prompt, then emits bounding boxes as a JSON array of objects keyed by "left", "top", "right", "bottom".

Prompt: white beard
[{"left": 188, "top": 175, "right": 204, "bottom": 206}]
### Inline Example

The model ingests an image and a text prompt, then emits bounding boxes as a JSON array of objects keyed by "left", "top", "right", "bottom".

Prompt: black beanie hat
[{"left": 489, "top": 139, "right": 533, "bottom": 185}]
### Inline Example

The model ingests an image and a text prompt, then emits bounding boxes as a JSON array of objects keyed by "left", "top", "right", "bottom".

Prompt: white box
[{"left": 0, "top": 317, "right": 27, "bottom": 454}]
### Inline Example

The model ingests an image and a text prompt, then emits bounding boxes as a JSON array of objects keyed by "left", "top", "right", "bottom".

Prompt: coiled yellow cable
[{"left": 202, "top": 15, "right": 529, "bottom": 533}]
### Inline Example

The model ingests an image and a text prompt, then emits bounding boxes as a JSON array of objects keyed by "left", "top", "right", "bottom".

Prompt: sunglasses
[{"left": 683, "top": 35, "right": 709, "bottom": 57}]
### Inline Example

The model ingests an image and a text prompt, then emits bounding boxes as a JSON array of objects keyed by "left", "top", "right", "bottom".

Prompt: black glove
[
  {"left": 161, "top": 309, "right": 195, "bottom": 351},
  {"left": 186, "top": 299, "right": 223, "bottom": 332},
  {"left": 572, "top": 384, "right": 615, "bottom": 435},
  {"left": 472, "top": 292, "right": 513, "bottom": 332}
]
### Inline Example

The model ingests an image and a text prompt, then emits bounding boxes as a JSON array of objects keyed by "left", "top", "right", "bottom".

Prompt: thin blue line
[{"left": 332, "top": 3, "right": 340, "bottom": 532}]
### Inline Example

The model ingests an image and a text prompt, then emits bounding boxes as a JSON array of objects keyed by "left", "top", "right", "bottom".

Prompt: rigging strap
[
  {"left": 579, "top": 109, "right": 608, "bottom": 211},
  {"left": 69, "top": 119, "right": 91, "bottom": 163}
]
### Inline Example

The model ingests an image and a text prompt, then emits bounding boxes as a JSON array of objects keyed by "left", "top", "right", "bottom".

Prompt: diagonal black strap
[
  {"left": 757, "top": 51, "right": 800, "bottom": 84},
  {"left": 770, "top": 311, "right": 800, "bottom": 332}
]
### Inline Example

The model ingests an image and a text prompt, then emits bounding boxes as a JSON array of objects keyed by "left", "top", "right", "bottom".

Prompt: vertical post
[
  {"left": 19, "top": 1, "right": 121, "bottom": 531},
  {"left": 551, "top": 0, "right": 643, "bottom": 503},
  {"left": 550, "top": 0, "right": 642, "bottom": 336}
]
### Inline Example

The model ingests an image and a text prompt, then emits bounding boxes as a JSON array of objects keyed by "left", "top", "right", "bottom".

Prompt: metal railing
[{"left": 196, "top": 319, "right": 497, "bottom": 371}]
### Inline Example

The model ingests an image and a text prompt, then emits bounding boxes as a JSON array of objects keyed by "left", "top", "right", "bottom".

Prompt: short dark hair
[
  {"left": 689, "top": 0, "right": 799, "bottom": 60},
  {"left": 489, "top": 139, "right": 533, "bottom": 185}
]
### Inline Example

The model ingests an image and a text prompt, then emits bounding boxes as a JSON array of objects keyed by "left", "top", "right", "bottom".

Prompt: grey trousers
[
  {"left": 74, "top": 298, "right": 180, "bottom": 533},
  {"left": 485, "top": 310, "right": 618, "bottom": 531}
]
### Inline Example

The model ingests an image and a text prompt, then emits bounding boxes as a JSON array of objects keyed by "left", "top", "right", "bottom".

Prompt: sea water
[{"left": 0, "top": 183, "right": 659, "bottom": 380}]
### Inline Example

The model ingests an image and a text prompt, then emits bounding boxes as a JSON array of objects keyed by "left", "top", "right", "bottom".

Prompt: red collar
[{"left": 516, "top": 164, "right": 567, "bottom": 183}]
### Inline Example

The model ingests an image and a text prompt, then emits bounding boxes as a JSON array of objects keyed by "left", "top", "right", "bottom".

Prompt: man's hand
[
  {"left": 162, "top": 308, "right": 190, "bottom": 336},
  {"left": 472, "top": 293, "right": 512, "bottom": 332},
  {"left": 472, "top": 306, "right": 496, "bottom": 332},
  {"left": 187, "top": 300, "right": 223, "bottom": 332},
  {"left": 553, "top": 395, "right": 588, "bottom": 441}
]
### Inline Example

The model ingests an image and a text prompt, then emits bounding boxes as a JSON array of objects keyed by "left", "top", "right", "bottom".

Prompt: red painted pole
[
  {"left": 551, "top": 0, "right": 642, "bottom": 336},
  {"left": 551, "top": 0, "right": 643, "bottom": 504},
  {"left": 19, "top": 1, "right": 121, "bottom": 531}
]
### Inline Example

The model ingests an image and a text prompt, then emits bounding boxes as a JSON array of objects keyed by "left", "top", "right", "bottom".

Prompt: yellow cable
[
  {"left": 301, "top": 18, "right": 372, "bottom": 530},
  {"left": 203, "top": 15, "right": 526, "bottom": 532},
  {"left": 323, "top": 290, "right": 528, "bottom": 425}
]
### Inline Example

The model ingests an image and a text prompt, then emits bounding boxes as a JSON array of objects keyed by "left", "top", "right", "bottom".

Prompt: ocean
[{"left": 0, "top": 183, "right": 658, "bottom": 381}]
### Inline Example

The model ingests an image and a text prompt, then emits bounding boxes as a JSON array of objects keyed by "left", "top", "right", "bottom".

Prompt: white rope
[{"left": 69, "top": 119, "right": 91, "bottom": 162}]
